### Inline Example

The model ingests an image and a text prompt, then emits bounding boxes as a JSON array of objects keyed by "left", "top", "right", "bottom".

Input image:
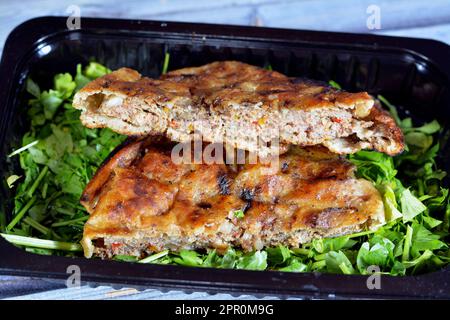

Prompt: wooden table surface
[{"left": 1, "top": 0, "right": 450, "bottom": 300}]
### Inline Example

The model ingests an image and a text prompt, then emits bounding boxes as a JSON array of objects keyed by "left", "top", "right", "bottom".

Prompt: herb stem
[
  {"left": 54, "top": 207, "right": 75, "bottom": 216},
  {"left": 7, "top": 140, "right": 39, "bottom": 157},
  {"left": 138, "top": 250, "right": 170, "bottom": 263},
  {"left": 162, "top": 52, "right": 170, "bottom": 74},
  {"left": 6, "top": 196, "right": 37, "bottom": 231},
  {"left": 28, "top": 166, "right": 48, "bottom": 197},
  {"left": 23, "top": 216, "right": 50, "bottom": 235},
  {"left": 346, "top": 229, "right": 376, "bottom": 239},
  {"left": 402, "top": 225, "right": 413, "bottom": 262},
  {"left": 0, "top": 233, "right": 82, "bottom": 251},
  {"left": 41, "top": 182, "right": 48, "bottom": 198},
  {"left": 51, "top": 216, "right": 88, "bottom": 227}
]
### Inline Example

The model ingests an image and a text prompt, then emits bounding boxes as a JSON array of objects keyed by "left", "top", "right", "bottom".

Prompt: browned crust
[
  {"left": 81, "top": 138, "right": 385, "bottom": 258},
  {"left": 73, "top": 61, "right": 404, "bottom": 156},
  {"left": 161, "top": 61, "right": 373, "bottom": 111},
  {"left": 367, "top": 101, "right": 405, "bottom": 153},
  {"left": 80, "top": 138, "right": 143, "bottom": 211}
]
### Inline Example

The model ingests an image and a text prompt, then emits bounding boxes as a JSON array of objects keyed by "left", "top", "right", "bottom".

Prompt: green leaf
[
  {"left": 40, "top": 90, "right": 63, "bottom": 119},
  {"left": 202, "top": 249, "right": 221, "bottom": 267},
  {"left": 390, "top": 261, "right": 406, "bottom": 275},
  {"left": 401, "top": 189, "right": 427, "bottom": 222},
  {"left": 325, "top": 251, "right": 355, "bottom": 274},
  {"left": 379, "top": 184, "right": 403, "bottom": 222},
  {"left": 328, "top": 80, "right": 341, "bottom": 89},
  {"left": 84, "top": 62, "right": 111, "bottom": 79},
  {"left": 422, "top": 215, "right": 442, "bottom": 229},
  {"left": 114, "top": 255, "right": 138, "bottom": 262},
  {"left": 278, "top": 258, "right": 307, "bottom": 272},
  {"left": 405, "top": 132, "right": 433, "bottom": 150},
  {"left": 220, "top": 248, "right": 238, "bottom": 269},
  {"left": 403, "top": 250, "right": 434, "bottom": 268},
  {"left": 405, "top": 120, "right": 440, "bottom": 134},
  {"left": 444, "top": 199, "right": 450, "bottom": 232},
  {"left": 356, "top": 236, "right": 394, "bottom": 273},
  {"left": 6, "top": 175, "right": 21, "bottom": 188},
  {"left": 233, "top": 209, "right": 244, "bottom": 219},
  {"left": 26, "top": 78, "right": 41, "bottom": 98},
  {"left": 28, "top": 146, "right": 48, "bottom": 165},
  {"left": 173, "top": 250, "right": 203, "bottom": 267},
  {"left": 312, "top": 236, "right": 355, "bottom": 253},
  {"left": 236, "top": 251, "right": 268, "bottom": 270},
  {"left": 54, "top": 73, "right": 76, "bottom": 99},
  {"left": 75, "top": 64, "right": 91, "bottom": 90},
  {"left": 266, "top": 245, "right": 291, "bottom": 265},
  {"left": 410, "top": 222, "right": 446, "bottom": 257},
  {"left": 349, "top": 150, "right": 397, "bottom": 183}
]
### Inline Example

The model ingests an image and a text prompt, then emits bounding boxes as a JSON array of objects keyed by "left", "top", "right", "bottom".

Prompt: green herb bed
[{"left": 1, "top": 62, "right": 449, "bottom": 275}]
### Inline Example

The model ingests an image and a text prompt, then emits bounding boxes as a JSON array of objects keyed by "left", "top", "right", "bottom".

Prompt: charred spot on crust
[
  {"left": 217, "top": 173, "right": 230, "bottom": 195},
  {"left": 101, "top": 79, "right": 112, "bottom": 88},
  {"left": 240, "top": 188, "right": 254, "bottom": 202},
  {"left": 197, "top": 202, "right": 212, "bottom": 209}
]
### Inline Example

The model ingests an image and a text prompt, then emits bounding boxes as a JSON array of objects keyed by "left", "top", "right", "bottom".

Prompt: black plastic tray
[{"left": 1, "top": 16, "right": 450, "bottom": 299}]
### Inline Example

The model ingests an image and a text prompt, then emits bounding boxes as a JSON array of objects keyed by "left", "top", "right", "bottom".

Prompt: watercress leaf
[
  {"left": 390, "top": 261, "right": 406, "bottom": 275},
  {"left": 313, "top": 236, "right": 355, "bottom": 253},
  {"left": 411, "top": 222, "right": 446, "bottom": 257},
  {"left": 379, "top": 184, "right": 403, "bottom": 222},
  {"left": 356, "top": 236, "right": 394, "bottom": 273},
  {"left": 266, "top": 245, "right": 291, "bottom": 265},
  {"left": 28, "top": 146, "right": 48, "bottom": 165},
  {"left": 220, "top": 248, "right": 238, "bottom": 269},
  {"left": 422, "top": 215, "right": 442, "bottom": 229},
  {"left": 401, "top": 189, "right": 427, "bottom": 222},
  {"left": 236, "top": 251, "right": 268, "bottom": 271},
  {"left": 173, "top": 250, "right": 203, "bottom": 267},
  {"left": 26, "top": 78, "right": 41, "bottom": 98},
  {"left": 325, "top": 251, "right": 355, "bottom": 274},
  {"left": 203, "top": 249, "right": 221, "bottom": 267},
  {"left": 412, "top": 120, "right": 441, "bottom": 134},
  {"left": 40, "top": 90, "right": 63, "bottom": 119},
  {"left": 405, "top": 132, "right": 433, "bottom": 150},
  {"left": 278, "top": 258, "right": 307, "bottom": 272},
  {"left": 74, "top": 64, "right": 91, "bottom": 90},
  {"left": 54, "top": 73, "right": 76, "bottom": 99},
  {"left": 84, "top": 62, "right": 111, "bottom": 79},
  {"left": 403, "top": 250, "right": 434, "bottom": 269}
]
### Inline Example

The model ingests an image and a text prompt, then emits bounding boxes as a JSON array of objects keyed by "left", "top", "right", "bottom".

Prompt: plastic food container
[{"left": 0, "top": 16, "right": 449, "bottom": 299}]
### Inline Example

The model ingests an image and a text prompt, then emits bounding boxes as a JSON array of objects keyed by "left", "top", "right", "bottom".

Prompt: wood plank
[{"left": 256, "top": 0, "right": 450, "bottom": 32}]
